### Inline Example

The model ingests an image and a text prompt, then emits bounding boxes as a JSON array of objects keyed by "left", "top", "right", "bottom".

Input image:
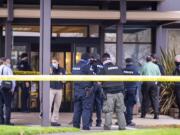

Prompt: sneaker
[
  {"left": 96, "top": 123, "right": 101, "bottom": 127},
  {"left": 140, "top": 114, "right": 146, "bottom": 118},
  {"left": 154, "top": 115, "right": 159, "bottom": 119},
  {"left": 68, "top": 121, "right": 73, "bottom": 125},
  {"left": 118, "top": 127, "right": 126, "bottom": 130},
  {"left": 5, "top": 123, "right": 14, "bottom": 126},
  {"left": 115, "top": 122, "right": 118, "bottom": 125},
  {"left": 39, "top": 112, "right": 43, "bottom": 119},
  {"left": 104, "top": 125, "right": 111, "bottom": 130},
  {"left": 127, "top": 122, "right": 136, "bottom": 127},
  {"left": 51, "top": 122, "right": 61, "bottom": 126},
  {"left": 82, "top": 127, "right": 90, "bottom": 130}
]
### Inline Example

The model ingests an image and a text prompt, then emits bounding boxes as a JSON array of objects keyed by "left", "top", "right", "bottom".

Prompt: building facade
[{"left": 0, "top": 0, "right": 180, "bottom": 125}]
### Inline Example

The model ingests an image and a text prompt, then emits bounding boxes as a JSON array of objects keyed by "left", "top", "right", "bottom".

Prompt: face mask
[
  {"left": 7, "top": 64, "right": 11, "bottom": 68},
  {"left": 52, "top": 63, "right": 58, "bottom": 69},
  {"left": 22, "top": 57, "right": 28, "bottom": 61}
]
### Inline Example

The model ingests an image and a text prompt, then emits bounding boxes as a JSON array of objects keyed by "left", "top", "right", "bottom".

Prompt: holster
[{"left": 101, "top": 88, "right": 107, "bottom": 100}]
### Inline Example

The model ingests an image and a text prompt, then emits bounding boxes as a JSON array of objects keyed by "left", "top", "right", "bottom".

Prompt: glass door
[
  {"left": 75, "top": 46, "right": 98, "bottom": 64},
  {"left": 52, "top": 51, "right": 72, "bottom": 112}
]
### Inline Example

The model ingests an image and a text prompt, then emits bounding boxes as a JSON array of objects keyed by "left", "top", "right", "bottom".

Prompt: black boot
[{"left": 154, "top": 114, "right": 159, "bottom": 119}]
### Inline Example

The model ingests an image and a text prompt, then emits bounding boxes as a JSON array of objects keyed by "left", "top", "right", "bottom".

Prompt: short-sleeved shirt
[{"left": 50, "top": 67, "right": 65, "bottom": 90}]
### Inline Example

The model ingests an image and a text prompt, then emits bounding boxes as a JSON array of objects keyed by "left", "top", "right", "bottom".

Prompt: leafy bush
[{"left": 160, "top": 48, "right": 176, "bottom": 114}]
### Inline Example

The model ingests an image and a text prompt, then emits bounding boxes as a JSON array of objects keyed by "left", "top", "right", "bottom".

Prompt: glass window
[
  {"left": 89, "top": 25, "right": 99, "bottom": 38},
  {"left": 104, "top": 43, "right": 116, "bottom": 64},
  {"left": 124, "top": 28, "right": 151, "bottom": 43},
  {"left": 168, "top": 29, "right": 180, "bottom": 54},
  {"left": 104, "top": 27, "right": 152, "bottom": 65},
  {"left": 105, "top": 33, "right": 116, "bottom": 43},
  {"left": 124, "top": 44, "right": 151, "bottom": 65}
]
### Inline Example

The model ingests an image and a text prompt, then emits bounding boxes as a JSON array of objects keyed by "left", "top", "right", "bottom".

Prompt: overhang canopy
[{"left": 0, "top": 8, "right": 180, "bottom": 21}]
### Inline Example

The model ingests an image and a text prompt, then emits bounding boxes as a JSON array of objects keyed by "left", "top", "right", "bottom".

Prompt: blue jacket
[
  {"left": 72, "top": 60, "right": 93, "bottom": 95},
  {"left": 50, "top": 66, "right": 65, "bottom": 90},
  {"left": 90, "top": 60, "right": 104, "bottom": 75},
  {"left": 123, "top": 64, "right": 140, "bottom": 90}
]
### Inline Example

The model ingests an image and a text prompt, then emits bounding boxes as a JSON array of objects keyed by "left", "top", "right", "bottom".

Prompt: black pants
[
  {"left": 0, "top": 89, "right": 12, "bottom": 124},
  {"left": 90, "top": 86, "right": 103, "bottom": 126},
  {"left": 141, "top": 82, "right": 159, "bottom": 116},
  {"left": 73, "top": 89, "right": 94, "bottom": 130},
  {"left": 21, "top": 87, "right": 30, "bottom": 112},
  {"left": 125, "top": 89, "right": 137, "bottom": 124},
  {"left": 174, "top": 88, "right": 180, "bottom": 117}
]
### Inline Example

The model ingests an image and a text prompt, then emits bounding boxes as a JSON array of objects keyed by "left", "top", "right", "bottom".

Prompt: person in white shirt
[{"left": 0, "top": 57, "right": 16, "bottom": 125}]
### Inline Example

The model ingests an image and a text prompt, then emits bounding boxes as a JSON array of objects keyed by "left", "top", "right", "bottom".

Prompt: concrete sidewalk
[{"left": 11, "top": 113, "right": 180, "bottom": 128}]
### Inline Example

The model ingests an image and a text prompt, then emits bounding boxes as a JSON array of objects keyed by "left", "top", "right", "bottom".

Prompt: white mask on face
[
  {"left": 7, "top": 64, "right": 11, "bottom": 68},
  {"left": 52, "top": 63, "right": 58, "bottom": 69}
]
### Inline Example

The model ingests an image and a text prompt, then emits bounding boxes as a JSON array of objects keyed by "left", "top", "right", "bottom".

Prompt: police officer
[
  {"left": 89, "top": 54, "right": 104, "bottom": 127},
  {"left": 72, "top": 53, "right": 94, "bottom": 130},
  {"left": 123, "top": 58, "right": 139, "bottom": 126},
  {"left": 173, "top": 55, "right": 180, "bottom": 119},
  {"left": 17, "top": 53, "right": 31, "bottom": 112},
  {"left": 101, "top": 53, "right": 126, "bottom": 130}
]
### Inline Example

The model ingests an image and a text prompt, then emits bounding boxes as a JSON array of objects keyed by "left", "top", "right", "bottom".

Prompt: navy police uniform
[
  {"left": 17, "top": 59, "right": 31, "bottom": 112},
  {"left": 90, "top": 59, "right": 104, "bottom": 126},
  {"left": 123, "top": 63, "right": 139, "bottom": 125},
  {"left": 173, "top": 64, "right": 180, "bottom": 118},
  {"left": 101, "top": 59, "right": 126, "bottom": 130},
  {"left": 72, "top": 59, "right": 93, "bottom": 130}
]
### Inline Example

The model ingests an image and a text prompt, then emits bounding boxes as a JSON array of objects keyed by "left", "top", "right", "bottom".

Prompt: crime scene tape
[{"left": 0, "top": 75, "right": 180, "bottom": 82}]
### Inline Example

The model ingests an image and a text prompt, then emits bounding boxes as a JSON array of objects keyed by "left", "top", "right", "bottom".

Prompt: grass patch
[
  {"left": 87, "top": 128, "right": 180, "bottom": 135},
  {"left": 0, "top": 126, "right": 79, "bottom": 135}
]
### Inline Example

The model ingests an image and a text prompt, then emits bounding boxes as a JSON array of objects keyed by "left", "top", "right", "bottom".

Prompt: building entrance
[{"left": 12, "top": 41, "right": 99, "bottom": 112}]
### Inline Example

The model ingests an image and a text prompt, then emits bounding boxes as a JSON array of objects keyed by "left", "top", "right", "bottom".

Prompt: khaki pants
[
  {"left": 50, "top": 89, "right": 62, "bottom": 123},
  {"left": 103, "top": 93, "right": 126, "bottom": 130}
]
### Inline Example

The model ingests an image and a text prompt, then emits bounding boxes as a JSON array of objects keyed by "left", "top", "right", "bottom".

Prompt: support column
[
  {"left": 0, "top": 26, "right": 4, "bottom": 57},
  {"left": 100, "top": 25, "right": 105, "bottom": 56},
  {"left": 151, "top": 27, "right": 157, "bottom": 54},
  {"left": 116, "top": 0, "right": 126, "bottom": 66},
  {"left": 5, "top": 0, "right": 13, "bottom": 58},
  {"left": 40, "top": 0, "right": 51, "bottom": 126},
  {"left": 156, "top": 26, "right": 168, "bottom": 58},
  {"left": 116, "top": 23, "right": 124, "bottom": 66}
]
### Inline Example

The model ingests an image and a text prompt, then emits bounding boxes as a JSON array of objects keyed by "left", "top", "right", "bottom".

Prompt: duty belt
[{"left": 106, "top": 90, "right": 124, "bottom": 94}]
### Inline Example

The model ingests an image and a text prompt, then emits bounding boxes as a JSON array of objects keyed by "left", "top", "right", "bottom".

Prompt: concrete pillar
[
  {"left": 116, "top": 23, "right": 124, "bottom": 66},
  {"left": 0, "top": 26, "right": 4, "bottom": 57},
  {"left": 100, "top": 25, "right": 105, "bottom": 56},
  {"left": 40, "top": 0, "right": 51, "bottom": 126},
  {"left": 156, "top": 26, "right": 168, "bottom": 58},
  {"left": 116, "top": 0, "right": 126, "bottom": 66},
  {"left": 5, "top": 0, "right": 13, "bottom": 58}
]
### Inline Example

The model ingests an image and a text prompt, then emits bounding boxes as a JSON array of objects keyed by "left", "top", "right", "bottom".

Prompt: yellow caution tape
[
  {"left": 0, "top": 75, "right": 179, "bottom": 82},
  {"left": 13, "top": 70, "right": 40, "bottom": 75}
]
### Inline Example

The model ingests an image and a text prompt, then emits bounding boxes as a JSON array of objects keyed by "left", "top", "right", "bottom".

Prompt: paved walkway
[{"left": 11, "top": 112, "right": 180, "bottom": 128}]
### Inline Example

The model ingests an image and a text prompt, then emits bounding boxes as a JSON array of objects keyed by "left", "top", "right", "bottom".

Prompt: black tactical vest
[{"left": 102, "top": 62, "right": 124, "bottom": 93}]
